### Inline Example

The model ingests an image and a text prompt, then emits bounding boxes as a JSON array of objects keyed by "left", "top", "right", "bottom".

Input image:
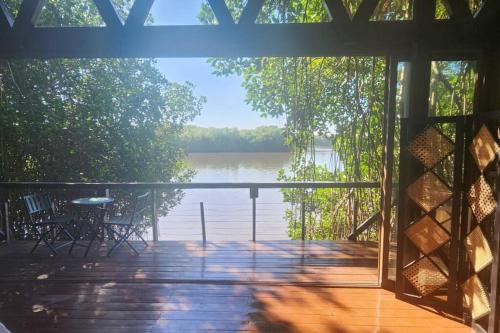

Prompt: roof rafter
[
  {"left": 125, "top": 0, "right": 154, "bottom": 27},
  {"left": 0, "top": 0, "right": 496, "bottom": 59},
  {"left": 207, "top": 0, "right": 234, "bottom": 25},
  {"left": 441, "top": 0, "right": 473, "bottom": 24},
  {"left": 323, "top": 0, "right": 351, "bottom": 26},
  {"left": 0, "top": 1, "right": 13, "bottom": 32},
  {"left": 13, "top": 0, "right": 46, "bottom": 33},
  {"left": 239, "top": 0, "right": 264, "bottom": 25},
  {"left": 94, "top": 0, "right": 123, "bottom": 29},
  {"left": 352, "top": 0, "right": 379, "bottom": 22}
]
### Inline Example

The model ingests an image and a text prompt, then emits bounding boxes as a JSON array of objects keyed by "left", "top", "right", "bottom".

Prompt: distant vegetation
[
  {"left": 181, "top": 126, "right": 289, "bottom": 152},
  {"left": 181, "top": 126, "right": 333, "bottom": 153}
]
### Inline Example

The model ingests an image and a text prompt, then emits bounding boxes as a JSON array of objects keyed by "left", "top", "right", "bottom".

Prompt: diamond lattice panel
[
  {"left": 408, "top": 127, "right": 454, "bottom": 169},
  {"left": 467, "top": 175, "right": 497, "bottom": 223},
  {"left": 462, "top": 275, "right": 491, "bottom": 320},
  {"left": 402, "top": 257, "right": 448, "bottom": 296},
  {"left": 405, "top": 215, "right": 450, "bottom": 255},
  {"left": 407, "top": 172, "right": 453, "bottom": 213},
  {"left": 464, "top": 226, "right": 493, "bottom": 273},
  {"left": 470, "top": 125, "right": 499, "bottom": 172}
]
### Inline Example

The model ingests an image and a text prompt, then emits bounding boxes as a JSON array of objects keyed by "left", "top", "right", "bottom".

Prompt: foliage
[
  {"left": 0, "top": 0, "right": 206, "bottom": 239},
  {"left": 199, "top": 0, "right": 477, "bottom": 240},
  {"left": 181, "top": 126, "right": 288, "bottom": 152}
]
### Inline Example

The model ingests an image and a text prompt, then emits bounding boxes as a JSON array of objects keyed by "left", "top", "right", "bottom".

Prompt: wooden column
[
  {"left": 481, "top": 43, "right": 500, "bottom": 333},
  {"left": 379, "top": 56, "right": 398, "bottom": 289},
  {"left": 395, "top": 0, "right": 435, "bottom": 298}
]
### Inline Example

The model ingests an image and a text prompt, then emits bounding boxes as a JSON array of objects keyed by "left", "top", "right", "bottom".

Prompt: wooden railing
[{"left": 0, "top": 181, "right": 381, "bottom": 242}]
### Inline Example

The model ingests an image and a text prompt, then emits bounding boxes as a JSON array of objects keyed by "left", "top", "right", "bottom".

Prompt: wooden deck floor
[{"left": 0, "top": 241, "right": 472, "bottom": 333}]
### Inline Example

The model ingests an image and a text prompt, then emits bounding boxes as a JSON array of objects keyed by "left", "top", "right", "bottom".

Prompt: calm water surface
[{"left": 158, "top": 150, "right": 337, "bottom": 241}]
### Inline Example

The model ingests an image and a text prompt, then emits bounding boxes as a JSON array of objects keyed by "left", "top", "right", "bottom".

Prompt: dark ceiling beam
[
  {"left": 475, "top": 0, "right": 500, "bottom": 24},
  {"left": 0, "top": 21, "right": 484, "bottom": 59},
  {"left": 442, "top": 0, "right": 473, "bottom": 24},
  {"left": 94, "top": 0, "right": 123, "bottom": 28},
  {"left": 323, "top": 0, "right": 351, "bottom": 26},
  {"left": 352, "top": 0, "right": 379, "bottom": 22},
  {"left": 207, "top": 0, "right": 234, "bottom": 25},
  {"left": 12, "top": 0, "right": 45, "bottom": 33},
  {"left": 125, "top": 0, "right": 154, "bottom": 27},
  {"left": 0, "top": 1, "right": 13, "bottom": 32},
  {"left": 238, "top": 0, "right": 264, "bottom": 25}
]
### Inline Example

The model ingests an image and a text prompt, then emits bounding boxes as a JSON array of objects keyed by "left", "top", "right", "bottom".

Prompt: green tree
[
  {"left": 0, "top": 0, "right": 206, "bottom": 237},
  {"left": 198, "top": 0, "right": 475, "bottom": 240}
]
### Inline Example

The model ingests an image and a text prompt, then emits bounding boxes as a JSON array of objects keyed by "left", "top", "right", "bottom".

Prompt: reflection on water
[{"left": 158, "top": 150, "right": 337, "bottom": 241}]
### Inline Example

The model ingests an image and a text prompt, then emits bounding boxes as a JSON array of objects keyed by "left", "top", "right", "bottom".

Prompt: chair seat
[
  {"left": 105, "top": 215, "right": 141, "bottom": 226},
  {"left": 34, "top": 216, "right": 74, "bottom": 226}
]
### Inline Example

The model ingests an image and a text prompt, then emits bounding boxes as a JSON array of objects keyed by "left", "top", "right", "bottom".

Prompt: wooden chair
[
  {"left": 103, "top": 192, "right": 150, "bottom": 256},
  {"left": 23, "top": 193, "right": 75, "bottom": 255}
]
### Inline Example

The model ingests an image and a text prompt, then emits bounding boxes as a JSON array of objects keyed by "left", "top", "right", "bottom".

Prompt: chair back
[
  {"left": 128, "top": 192, "right": 150, "bottom": 225},
  {"left": 23, "top": 193, "right": 54, "bottom": 223}
]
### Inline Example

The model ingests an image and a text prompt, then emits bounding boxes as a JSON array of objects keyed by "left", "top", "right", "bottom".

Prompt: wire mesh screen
[
  {"left": 406, "top": 172, "right": 452, "bottom": 213},
  {"left": 408, "top": 126, "right": 454, "bottom": 169},
  {"left": 402, "top": 257, "right": 448, "bottom": 296}
]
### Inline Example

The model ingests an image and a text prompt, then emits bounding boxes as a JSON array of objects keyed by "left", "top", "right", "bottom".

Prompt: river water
[{"left": 158, "top": 150, "right": 338, "bottom": 241}]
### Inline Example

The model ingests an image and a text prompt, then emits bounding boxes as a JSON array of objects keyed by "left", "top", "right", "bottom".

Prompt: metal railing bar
[{"left": 0, "top": 181, "right": 382, "bottom": 190}]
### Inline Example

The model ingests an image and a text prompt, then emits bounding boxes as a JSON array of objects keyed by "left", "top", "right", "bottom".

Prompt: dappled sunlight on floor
[
  {"left": 0, "top": 283, "right": 473, "bottom": 332},
  {"left": 0, "top": 241, "right": 472, "bottom": 332},
  {"left": 0, "top": 240, "right": 379, "bottom": 285}
]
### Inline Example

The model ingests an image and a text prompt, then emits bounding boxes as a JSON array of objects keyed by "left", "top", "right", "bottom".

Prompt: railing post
[
  {"left": 4, "top": 200, "right": 10, "bottom": 243},
  {"left": 301, "top": 201, "right": 306, "bottom": 241},
  {"left": 151, "top": 188, "right": 158, "bottom": 242},
  {"left": 200, "top": 202, "right": 206, "bottom": 244},
  {"left": 250, "top": 187, "right": 258, "bottom": 242}
]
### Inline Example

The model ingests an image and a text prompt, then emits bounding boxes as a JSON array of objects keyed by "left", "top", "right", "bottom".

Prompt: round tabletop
[{"left": 71, "top": 197, "right": 114, "bottom": 206}]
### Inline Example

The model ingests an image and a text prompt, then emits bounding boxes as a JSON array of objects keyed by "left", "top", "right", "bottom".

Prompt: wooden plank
[
  {"left": 0, "top": 240, "right": 378, "bottom": 286},
  {"left": 447, "top": 117, "right": 465, "bottom": 309},
  {"left": 0, "top": 20, "right": 486, "bottom": 59},
  {"left": 487, "top": 136, "right": 500, "bottom": 333},
  {"left": 0, "top": 281, "right": 474, "bottom": 333},
  {"left": 379, "top": 55, "right": 398, "bottom": 289}
]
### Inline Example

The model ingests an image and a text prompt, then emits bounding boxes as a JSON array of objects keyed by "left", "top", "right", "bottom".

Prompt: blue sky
[{"left": 150, "top": 0, "right": 285, "bottom": 129}]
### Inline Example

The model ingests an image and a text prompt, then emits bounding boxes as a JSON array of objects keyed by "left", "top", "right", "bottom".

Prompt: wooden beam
[
  {"left": 238, "top": 0, "right": 264, "bottom": 25},
  {"left": 125, "top": 0, "right": 154, "bottom": 27},
  {"left": 488, "top": 154, "right": 500, "bottom": 333},
  {"left": 12, "top": 0, "right": 45, "bottom": 32},
  {"left": 441, "top": 0, "right": 473, "bottom": 24},
  {"left": 323, "top": 0, "right": 351, "bottom": 25},
  {"left": 0, "top": 1, "right": 13, "bottom": 32},
  {"left": 207, "top": 0, "right": 234, "bottom": 25},
  {"left": 0, "top": 20, "right": 483, "bottom": 59},
  {"left": 348, "top": 211, "right": 381, "bottom": 241},
  {"left": 94, "top": 0, "right": 123, "bottom": 29},
  {"left": 475, "top": 0, "right": 500, "bottom": 23},
  {"left": 352, "top": 0, "right": 379, "bottom": 22},
  {"left": 379, "top": 56, "right": 398, "bottom": 289}
]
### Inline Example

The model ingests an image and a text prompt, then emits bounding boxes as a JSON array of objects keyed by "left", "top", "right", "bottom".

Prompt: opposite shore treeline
[{"left": 181, "top": 125, "right": 330, "bottom": 153}]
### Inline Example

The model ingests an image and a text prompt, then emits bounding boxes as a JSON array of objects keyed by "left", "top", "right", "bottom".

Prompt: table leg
[{"left": 69, "top": 209, "right": 84, "bottom": 254}]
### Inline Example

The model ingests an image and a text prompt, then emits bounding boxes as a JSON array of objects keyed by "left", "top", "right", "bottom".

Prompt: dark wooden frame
[
  {"left": 396, "top": 116, "right": 467, "bottom": 311},
  {"left": 0, "top": 0, "right": 498, "bottom": 329},
  {"left": 0, "top": 0, "right": 497, "bottom": 58}
]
